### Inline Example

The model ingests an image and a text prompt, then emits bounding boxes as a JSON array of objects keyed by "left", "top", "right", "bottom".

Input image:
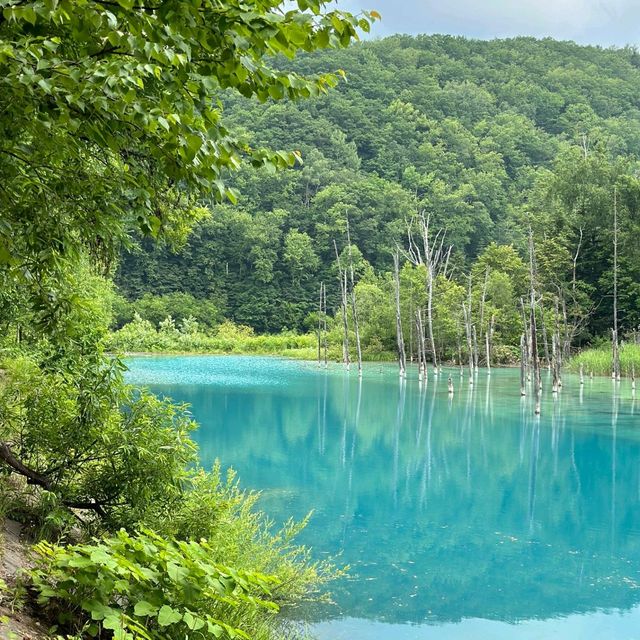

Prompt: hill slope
[{"left": 116, "top": 35, "right": 640, "bottom": 334}]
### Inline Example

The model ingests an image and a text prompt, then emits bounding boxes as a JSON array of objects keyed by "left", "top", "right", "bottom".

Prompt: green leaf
[
  {"left": 157, "top": 605, "right": 182, "bottom": 627},
  {"left": 133, "top": 601, "right": 158, "bottom": 617},
  {"left": 183, "top": 610, "right": 205, "bottom": 630}
]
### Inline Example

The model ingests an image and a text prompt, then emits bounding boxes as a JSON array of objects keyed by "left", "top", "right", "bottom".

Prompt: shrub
[{"left": 31, "top": 529, "right": 280, "bottom": 640}]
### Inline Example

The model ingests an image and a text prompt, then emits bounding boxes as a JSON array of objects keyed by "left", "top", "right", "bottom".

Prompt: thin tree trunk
[
  {"left": 529, "top": 231, "right": 542, "bottom": 415},
  {"left": 552, "top": 332, "right": 559, "bottom": 394},
  {"left": 322, "top": 283, "right": 328, "bottom": 368},
  {"left": 472, "top": 324, "right": 479, "bottom": 371},
  {"left": 317, "top": 282, "right": 323, "bottom": 367},
  {"left": 420, "top": 214, "right": 438, "bottom": 373},
  {"left": 520, "top": 297, "right": 531, "bottom": 380},
  {"left": 485, "top": 315, "right": 494, "bottom": 373},
  {"left": 334, "top": 240, "right": 350, "bottom": 370},
  {"left": 539, "top": 297, "right": 551, "bottom": 370},
  {"left": 612, "top": 186, "right": 621, "bottom": 381},
  {"left": 520, "top": 333, "right": 527, "bottom": 396},
  {"left": 393, "top": 251, "right": 406, "bottom": 378},
  {"left": 346, "top": 216, "right": 362, "bottom": 376},
  {"left": 416, "top": 308, "right": 427, "bottom": 381},
  {"left": 462, "top": 302, "right": 473, "bottom": 385}
]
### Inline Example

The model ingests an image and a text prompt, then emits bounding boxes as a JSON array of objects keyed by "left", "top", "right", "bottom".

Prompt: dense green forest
[
  {"left": 0, "top": 2, "right": 374, "bottom": 639},
  {"left": 116, "top": 35, "right": 640, "bottom": 362}
]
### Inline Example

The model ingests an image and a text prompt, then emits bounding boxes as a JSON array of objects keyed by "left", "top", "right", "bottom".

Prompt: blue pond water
[{"left": 125, "top": 356, "right": 640, "bottom": 639}]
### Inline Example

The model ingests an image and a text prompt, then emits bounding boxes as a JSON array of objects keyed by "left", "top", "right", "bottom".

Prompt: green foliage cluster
[
  {"left": 112, "top": 293, "right": 222, "bottom": 330},
  {"left": 31, "top": 530, "right": 279, "bottom": 640},
  {"left": 109, "top": 316, "right": 318, "bottom": 357},
  {"left": 0, "top": 353, "right": 197, "bottom": 530},
  {"left": 117, "top": 35, "right": 640, "bottom": 347}
]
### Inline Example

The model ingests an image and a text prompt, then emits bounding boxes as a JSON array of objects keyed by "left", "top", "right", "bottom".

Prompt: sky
[{"left": 334, "top": 0, "right": 640, "bottom": 47}]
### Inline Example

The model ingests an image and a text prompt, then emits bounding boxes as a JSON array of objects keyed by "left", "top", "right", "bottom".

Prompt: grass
[
  {"left": 568, "top": 343, "right": 640, "bottom": 377},
  {"left": 108, "top": 317, "right": 400, "bottom": 361}
]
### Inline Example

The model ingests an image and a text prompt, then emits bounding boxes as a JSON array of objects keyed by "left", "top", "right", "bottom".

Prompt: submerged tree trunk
[
  {"left": 416, "top": 308, "right": 427, "bottom": 381},
  {"left": 539, "top": 297, "right": 551, "bottom": 371},
  {"left": 485, "top": 315, "right": 494, "bottom": 373},
  {"left": 462, "top": 302, "right": 474, "bottom": 385},
  {"left": 406, "top": 213, "right": 450, "bottom": 376},
  {"left": 346, "top": 216, "right": 362, "bottom": 376},
  {"left": 322, "top": 282, "right": 328, "bottom": 368},
  {"left": 334, "top": 240, "right": 350, "bottom": 370},
  {"left": 612, "top": 186, "right": 621, "bottom": 381},
  {"left": 520, "top": 297, "right": 531, "bottom": 381},
  {"left": 472, "top": 324, "right": 479, "bottom": 371},
  {"left": 393, "top": 250, "right": 406, "bottom": 378},
  {"left": 551, "top": 333, "right": 559, "bottom": 394},
  {"left": 520, "top": 333, "right": 527, "bottom": 396},
  {"left": 317, "top": 282, "right": 323, "bottom": 367},
  {"left": 529, "top": 231, "right": 542, "bottom": 415}
]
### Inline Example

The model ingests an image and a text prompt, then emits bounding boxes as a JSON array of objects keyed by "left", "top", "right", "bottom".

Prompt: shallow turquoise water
[{"left": 125, "top": 356, "right": 640, "bottom": 639}]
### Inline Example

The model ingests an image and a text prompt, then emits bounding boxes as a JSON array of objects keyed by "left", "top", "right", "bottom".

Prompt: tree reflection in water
[{"left": 126, "top": 357, "right": 640, "bottom": 628}]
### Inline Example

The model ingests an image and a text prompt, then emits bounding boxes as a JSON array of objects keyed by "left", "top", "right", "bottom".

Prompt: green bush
[
  {"left": 0, "top": 354, "right": 198, "bottom": 532},
  {"left": 147, "top": 466, "right": 340, "bottom": 607},
  {"left": 31, "top": 529, "right": 280, "bottom": 640},
  {"left": 111, "top": 294, "right": 222, "bottom": 332},
  {"left": 108, "top": 317, "right": 318, "bottom": 357}
]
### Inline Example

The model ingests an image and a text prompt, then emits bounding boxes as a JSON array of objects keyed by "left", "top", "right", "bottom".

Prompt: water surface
[{"left": 125, "top": 356, "right": 640, "bottom": 639}]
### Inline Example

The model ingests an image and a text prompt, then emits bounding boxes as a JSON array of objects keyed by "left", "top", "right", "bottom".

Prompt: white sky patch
[{"left": 334, "top": 0, "right": 640, "bottom": 46}]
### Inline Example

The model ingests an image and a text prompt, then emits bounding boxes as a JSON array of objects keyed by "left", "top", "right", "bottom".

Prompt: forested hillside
[{"left": 116, "top": 35, "right": 640, "bottom": 350}]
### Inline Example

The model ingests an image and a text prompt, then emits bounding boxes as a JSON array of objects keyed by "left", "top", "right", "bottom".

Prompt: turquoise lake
[{"left": 125, "top": 356, "right": 640, "bottom": 640}]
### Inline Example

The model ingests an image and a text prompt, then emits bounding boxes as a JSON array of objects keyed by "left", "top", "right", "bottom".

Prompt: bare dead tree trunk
[
  {"left": 563, "top": 226, "right": 584, "bottom": 359},
  {"left": 551, "top": 332, "right": 559, "bottom": 394},
  {"left": 405, "top": 213, "right": 451, "bottom": 376},
  {"left": 462, "top": 302, "right": 473, "bottom": 385},
  {"left": 416, "top": 308, "right": 427, "bottom": 381},
  {"left": 520, "top": 297, "right": 531, "bottom": 381},
  {"left": 520, "top": 333, "right": 527, "bottom": 396},
  {"left": 467, "top": 273, "right": 478, "bottom": 372},
  {"left": 426, "top": 251, "right": 438, "bottom": 374},
  {"left": 612, "top": 186, "right": 621, "bottom": 381},
  {"left": 334, "top": 240, "right": 350, "bottom": 370},
  {"left": 393, "top": 250, "right": 406, "bottom": 378},
  {"left": 472, "top": 324, "right": 479, "bottom": 371},
  {"left": 415, "top": 311, "right": 422, "bottom": 380},
  {"left": 485, "top": 315, "right": 494, "bottom": 373},
  {"left": 529, "top": 230, "right": 542, "bottom": 415},
  {"left": 317, "top": 282, "right": 323, "bottom": 367},
  {"left": 341, "top": 272, "right": 350, "bottom": 370},
  {"left": 479, "top": 267, "right": 489, "bottom": 341},
  {"left": 409, "top": 287, "right": 414, "bottom": 363},
  {"left": 346, "top": 216, "right": 362, "bottom": 376},
  {"left": 539, "top": 297, "right": 551, "bottom": 371},
  {"left": 322, "top": 282, "right": 328, "bottom": 368}
]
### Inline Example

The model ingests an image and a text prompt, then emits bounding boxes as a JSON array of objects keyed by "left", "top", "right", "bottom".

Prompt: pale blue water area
[{"left": 125, "top": 356, "right": 640, "bottom": 639}]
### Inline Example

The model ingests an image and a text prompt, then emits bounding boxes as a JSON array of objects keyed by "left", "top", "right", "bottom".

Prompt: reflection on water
[{"left": 126, "top": 357, "right": 640, "bottom": 639}]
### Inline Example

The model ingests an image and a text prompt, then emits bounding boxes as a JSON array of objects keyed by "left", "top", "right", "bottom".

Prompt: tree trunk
[
  {"left": 334, "top": 240, "right": 350, "bottom": 370},
  {"left": 520, "top": 333, "right": 526, "bottom": 396},
  {"left": 529, "top": 231, "right": 542, "bottom": 415},
  {"left": 462, "top": 302, "right": 473, "bottom": 385},
  {"left": 393, "top": 250, "right": 406, "bottom": 378},
  {"left": 346, "top": 216, "right": 362, "bottom": 376},
  {"left": 612, "top": 186, "right": 621, "bottom": 381}
]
